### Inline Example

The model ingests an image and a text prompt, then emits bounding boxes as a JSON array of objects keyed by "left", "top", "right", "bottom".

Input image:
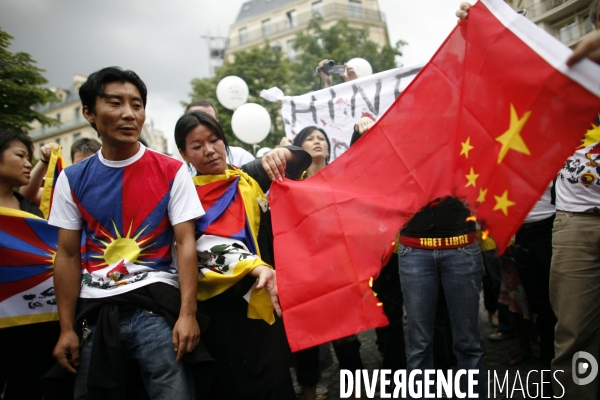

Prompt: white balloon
[
  {"left": 216, "top": 76, "right": 249, "bottom": 110},
  {"left": 256, "top": 147, "right": 272, "bottom": 158},
  {"left": 347, "top": 58, "right": 373, "bottom": 79},
  {"left": 231, "top": 103, "right": 271, "bottom": 144}
]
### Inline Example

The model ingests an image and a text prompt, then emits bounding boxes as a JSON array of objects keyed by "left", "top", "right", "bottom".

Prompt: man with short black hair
[{"left": 50, "top": 66, "right": 206, "bottom": 399}]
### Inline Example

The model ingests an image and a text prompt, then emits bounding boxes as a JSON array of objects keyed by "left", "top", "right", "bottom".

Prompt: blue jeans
[
  {"left": 74, "top": 309, "right": 194, "bottom": 400},
  {"left": 399, "top": 243, "right": 486, "bottom": 399}
]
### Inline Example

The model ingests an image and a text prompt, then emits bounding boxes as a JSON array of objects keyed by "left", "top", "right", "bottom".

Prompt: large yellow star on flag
[
  {"left": 460, "top": 137, "right": 474, "bottom": 158},
  {"left": 477, "top": 188, "right": 488, "bottom": 203},
  {"left": 496, "top": 104, "right": 532, "bottom": 164},
  {"left": 493, "top": 190, "right": 515, "bottom": 216},
  {"left": 465, "top": 167, "right": 479, "bottom": 187}
]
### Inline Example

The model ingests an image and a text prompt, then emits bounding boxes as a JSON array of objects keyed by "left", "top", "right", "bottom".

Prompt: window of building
[
  {"left": 312, "top": 1, "right": 324, "bottom": 18},
  {"left": 239, "top": 27, "right": 249, "bottom": 44},
  {"left": 584, "top": 15, "right": 594, "bottom": 35},
  {"left": 262, "top": 19, "right": 272, "bottom": 37},
  {"left": 286, "top": 10, "right": 298, "bottom": 28},
  {"left": 55, "top": 138, "right": 61, "bottom": 146},
  {"left": 73, "top": 132, "right": 81, "bottom": 141},
  {"left": 74, "top": 107, "right": 80, "bottom": 119},
  {"left": 287, "top": 39, "right": 298, "bottom": 60},
  {"left": 557, "top": 20, "right": 578, "bottom": 43},
  {"left": 349, "top": 0, "right": 362, "bottom": 18},
  {"left": 56, "top": 113, "right": 61, "bottom": 122}
]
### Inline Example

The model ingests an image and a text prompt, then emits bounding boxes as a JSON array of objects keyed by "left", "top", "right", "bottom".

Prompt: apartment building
[
  {"left": 509, "top": 0, "right": 595, "bottom": 47},
  {"left": 225, "top": 0, "right": 389, "bottom": 60}
]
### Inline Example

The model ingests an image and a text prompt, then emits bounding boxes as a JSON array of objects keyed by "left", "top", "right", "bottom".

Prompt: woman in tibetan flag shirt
[
  {"left": 0, "top": 129, "right": 60, "bottom": 399},
  {"left": 174, "top": 110, "right": 311, "bottom": 400}
]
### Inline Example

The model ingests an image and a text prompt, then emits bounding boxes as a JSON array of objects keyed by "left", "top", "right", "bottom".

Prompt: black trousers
[{"left": 512, "top": 215, "right": 557, "bottom": 366}]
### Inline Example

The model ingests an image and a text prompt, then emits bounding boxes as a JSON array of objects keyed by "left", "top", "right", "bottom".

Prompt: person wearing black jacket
[{"left": 352, "top": 117, "right": 486, "bottom": 399}]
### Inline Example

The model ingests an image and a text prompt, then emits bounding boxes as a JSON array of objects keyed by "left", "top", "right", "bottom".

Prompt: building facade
[
  {"left": 508, "top": 0, "right": 595, "bottom": 48},
  {"left": 225, "top": 0, "right": 389, "bottom": 61},
  {"left": 28, "top": 74, "right": 168, "bottom": 165}
]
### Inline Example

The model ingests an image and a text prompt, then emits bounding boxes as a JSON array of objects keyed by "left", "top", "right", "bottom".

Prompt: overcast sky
[{"left": 1, "top": 0, "right": 460, "bottom": 151}]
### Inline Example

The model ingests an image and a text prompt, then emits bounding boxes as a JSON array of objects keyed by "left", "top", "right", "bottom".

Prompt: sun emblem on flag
[
  {"left": 580, "top": 115, "right": 600, "bottom": 149},
  {"left": 45, "top": 248, "right": 57, "bottom": 271},
  {"left": 92, "top": 220, "right": 155, "bottom": 267}
]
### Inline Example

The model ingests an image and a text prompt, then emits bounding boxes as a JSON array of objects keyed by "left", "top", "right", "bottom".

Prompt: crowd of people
[{"left": 0, "top": 1, "right": 600, "bottom": 399}]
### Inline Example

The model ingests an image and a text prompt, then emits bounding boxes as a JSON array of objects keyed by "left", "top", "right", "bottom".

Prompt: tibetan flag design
[
  {"left": 0, "top": 207, "right": 58, "bottom": 328},
  {"left": 64, "top": 150, "right": 183, "bottom": 298},
  {"left": 270, "top": 0, "right": 600, "bottom": 351},
  {"left": 39, "top": 144, "right": 64, "bottom": 220},
  {"left": 193, "top": 170, "right": 275, "bottom": 324}
]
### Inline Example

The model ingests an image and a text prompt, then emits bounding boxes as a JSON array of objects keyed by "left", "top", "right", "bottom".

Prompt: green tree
[
  {"left": 0, "top": 28, "right": 58, "bottom": 133},
  {"left": 290, "top": 17, "right": 406, "bottom": 93},
  {"left": 185, "top": 18, "right": 405, "bottom": 153},
  {"left": 186, "top": 43, "right": 291, "bottom": 152}
]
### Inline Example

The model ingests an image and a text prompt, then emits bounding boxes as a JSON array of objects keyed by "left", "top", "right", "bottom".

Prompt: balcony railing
[
  {"left": 525, "top": 0, "right": 585, "bottom": 20},
  {"left": 228, "top": 4, "right": 386, "bottom": 49},
  {"left": 28, "top": 117, "right": 88, "bottom": 139},
  {"left": 555, "top": 17, "right": 594, "bottom": 45}
]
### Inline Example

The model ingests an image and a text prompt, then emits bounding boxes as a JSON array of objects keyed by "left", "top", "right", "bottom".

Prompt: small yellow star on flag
[
  {"left": 465, "top": 167, "right": 479, "bottom": 188},
  {"left": 493, "top": 190, "right": 515, "bottom": 216},
  {"left": 477, "top": 188, "right": 488, "bottom": 203},
  {"left": 460, "top": 137, "right": 474, "bottom": 158},
  {"left": 496, "top": 104, "right": 532, "bottom": 164}
]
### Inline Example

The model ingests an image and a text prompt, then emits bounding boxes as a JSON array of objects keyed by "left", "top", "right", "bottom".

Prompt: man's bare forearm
[
  {"left": 54, "top": 253, "right": 82, "bottom": 331},
  {"left": 54, "top": 229, "right": 83, "bottom": 331},
  {"left": 174, "top": 221, "right": 198, "bottom": 317}
]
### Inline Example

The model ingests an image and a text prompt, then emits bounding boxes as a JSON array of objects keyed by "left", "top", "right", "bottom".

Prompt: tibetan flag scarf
[{"left": 193, "top": 168, "right": 274, "bottom": 324}]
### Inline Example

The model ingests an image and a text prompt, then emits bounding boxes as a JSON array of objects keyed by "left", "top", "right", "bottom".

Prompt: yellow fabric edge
[
  {"left": 39, "top": 145, "right": 63, "bottom": 219},
  {"left": 0, "top": 206, "right": 44, "bottom": 220},
  {"left": 0, "top": 312, "right": 59, "bottom": 329}
]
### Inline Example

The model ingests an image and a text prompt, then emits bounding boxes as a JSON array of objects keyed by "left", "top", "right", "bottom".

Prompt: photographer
[{"left": 316, "top": 59, "right": 357, "bottom": 88}]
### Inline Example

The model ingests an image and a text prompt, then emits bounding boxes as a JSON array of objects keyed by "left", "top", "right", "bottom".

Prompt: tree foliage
[
  {"left": 187, "top": 44, "right": 291, "bottom": 151},
  {"left": 185, "top": 18, "right": 405, "bottom": 153},
  {"left": 0, "top": 28, "right": 58, "bottom": 133},
  {"left": 291, "top": 17, "right": 406, "bottom": 93}
]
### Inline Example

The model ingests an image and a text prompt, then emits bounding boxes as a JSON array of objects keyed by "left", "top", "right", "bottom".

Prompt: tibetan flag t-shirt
[{"left": 49, "top": 143, "right": 204, "bottom": 298}]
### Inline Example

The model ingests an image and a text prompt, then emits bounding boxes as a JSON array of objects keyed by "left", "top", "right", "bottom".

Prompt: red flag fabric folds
[{"left": 270, "top": 0, "right": 600, "bottom": 351}]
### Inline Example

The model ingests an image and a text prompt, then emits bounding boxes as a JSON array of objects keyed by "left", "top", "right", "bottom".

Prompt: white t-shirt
[
  {"left": 49, "top": 143, "right": 204, "bottom": 298},
  {"left": 228, "top": 146, "right": 255, "bottom": 168},
  {"left": 524, "top": 184, "right": 555, "bottom": 223},
  {"left": 556, "top": 143, "right": 600, "bottom": 212}
]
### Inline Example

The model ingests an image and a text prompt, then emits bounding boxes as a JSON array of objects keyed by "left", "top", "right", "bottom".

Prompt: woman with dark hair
[
  {"left": 0, "top": 129, "right": 60, "bottom": 399},
  {"left": 174, "top": 110, "right": 311, "bottom": 399},
  {"left": 292, "top": 126, "right": 331, "bottom": 176}
]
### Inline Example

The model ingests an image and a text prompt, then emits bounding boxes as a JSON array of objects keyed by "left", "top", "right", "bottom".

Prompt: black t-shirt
[
  {"left": 14, "top": 191, "right": 44, "bottom": 218},
  {"left": 400, "top": 197, "right": 475, "bottom": 238}
]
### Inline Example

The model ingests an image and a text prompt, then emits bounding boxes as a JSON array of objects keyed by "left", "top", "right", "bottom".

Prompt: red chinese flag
[{"left": 270, "top": 0, "right": 600, "bottom": 352}]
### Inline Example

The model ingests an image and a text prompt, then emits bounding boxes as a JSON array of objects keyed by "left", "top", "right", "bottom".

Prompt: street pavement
[{"left": 301, "top": 295, "right": 549, "bottom": 400}]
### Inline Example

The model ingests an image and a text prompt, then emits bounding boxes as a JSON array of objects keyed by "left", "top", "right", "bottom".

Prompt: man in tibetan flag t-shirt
[{"left": 49, "top": 67, "right": 205, "bottom": 399}]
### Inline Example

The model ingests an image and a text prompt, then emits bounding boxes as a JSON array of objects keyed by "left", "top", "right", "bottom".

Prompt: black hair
[
  {"left": 0, "top": 129, "right": 34, "bottom": 163},
  {"left": 592, "top": 0, "right": 599, "bottom": 28},
  {"left": 292, "top": 126, "right": 331, "bottom": 164},
  {"left": 185, "top": 100, "right": 218, "bottom": 120},
  {"left": 79, "top": 67, "right": 148, "bottom": 132},
  {"left": 70, "top": 138, "right": 101, "bottom": 163},
  {"left": 174, "top": 110, "right": 230, "bottom": 157}
]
